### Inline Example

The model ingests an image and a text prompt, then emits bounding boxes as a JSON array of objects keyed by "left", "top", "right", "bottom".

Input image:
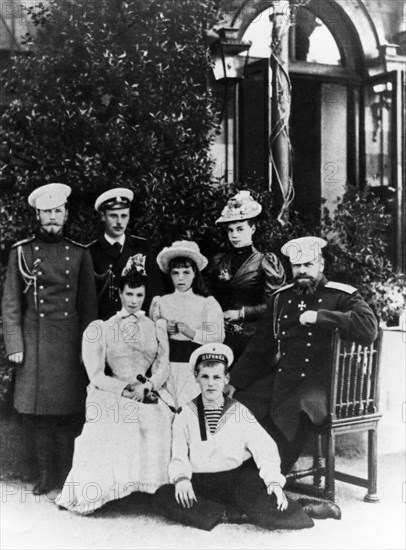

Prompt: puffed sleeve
[
  {"left": 82, "top": 320, "right": 128, "bottom": 396},
  {"left": 148, "top": 295, "right": 161, "bottom": 321},
  {"left": 168, "top": 410, "right": 193, "bottom": 483},
  {"left": 148, "top": 318, "right": 170, "bottom": 390},
  {"left": 243, "top": 253, "right": 286, "bottom": 321},
  {"left": 193, "top": 296, "right": 225, "bottom": 345},
  {"left": 1, "top": 248, "right": 24, "bottom": 356}
]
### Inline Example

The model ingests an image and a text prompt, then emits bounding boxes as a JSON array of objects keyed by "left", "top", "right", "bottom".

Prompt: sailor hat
[{"left": 189, "top": 343, "right": 234, "bottom": 373}]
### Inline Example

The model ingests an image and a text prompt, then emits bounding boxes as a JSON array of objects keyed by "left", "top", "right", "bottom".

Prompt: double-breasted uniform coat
[
  {"left": 88, "top": 233, "right": 164, "bottom": 320},
  {"left": 2, "top": 233, "right": 98, "bottom": 416},
  {"left": 230, "top": 276, "right": 378, "bottom": 441}
]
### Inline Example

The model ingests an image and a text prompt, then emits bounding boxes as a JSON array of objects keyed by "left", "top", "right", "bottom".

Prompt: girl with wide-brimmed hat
[{"left": 150, "top": 240, "right": 224, "bottom": 408}]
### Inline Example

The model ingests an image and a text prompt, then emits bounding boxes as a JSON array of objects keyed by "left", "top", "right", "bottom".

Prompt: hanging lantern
[{"left": 211, "top": 27, "right": 251, "bottom": 82}]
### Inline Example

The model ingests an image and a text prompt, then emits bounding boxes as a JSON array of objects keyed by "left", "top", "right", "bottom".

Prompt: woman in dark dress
[{"left": 209, "top": 190, "right": 286, "bottom": 361}]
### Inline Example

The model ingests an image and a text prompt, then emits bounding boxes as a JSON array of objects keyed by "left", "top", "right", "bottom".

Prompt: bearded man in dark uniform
[
  {"left": 227, "top": 236, "right": 378, "bottom": 475},
  {"left": 2, "top": 183, "right": 98, "bottom": 494},
  {"left": 88, "top": 188, "right": 164, "bottom": 320}
]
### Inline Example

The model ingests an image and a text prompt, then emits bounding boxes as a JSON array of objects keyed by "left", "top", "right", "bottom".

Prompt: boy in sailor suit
[{"left": 154, "top": 343, "right": 332, "bottom": 531}]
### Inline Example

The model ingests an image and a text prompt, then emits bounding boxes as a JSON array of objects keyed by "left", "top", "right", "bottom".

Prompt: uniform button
[
  {"left": 301, "top": 373, "right": 306, "bottom": 378},
  {"left": 288, "top": 300, "right": 292, "bottom": 304},
  {"left": 307, "top": 343, "right": 311, "bottom": 347},
  {"left": 66, "top": 284, "right": 70, "bottom": 289},
  {"left": 282, "top": 331, "right": 286, "bottom": 335},
  {"left": 64, "top": 312, "right": 68, "bottom": 316},
  {"left": 65, "top": 257, "right": 70, "bottom": 261},
  {"left": 35, "top": 246, "right": 39, "bottom": 251},
  {"left": 305, "top": 358, "right": 309, "bottom": 362},
  {"left": 284, "top": 315, "right": 288, "bottom": 319},
  {"left": 65, "top": 246, "right": 69, "bottom": 250},
  {"left": 282, "top": 352, "right": 286, "bottom": 357},
  {"left": 278, "top": 368, "right": 282, "bottom": 372},
  {"left": 308, "top": 332, "right": 312, "bottom": 336},
  {"left": 39, "top": 313, "right": 45, "bottom": 318},
  {"left": 65, "top": 298, "right": 69, "bottom": 302},
  {"left": 318, "top": 299, "right": 323, "bottom": 303},
  {"left": 65, "top": 270, "right": 70, "bottom": 274},
  {"left": 38, "top": 271, "right": 43, "bottom": 275},
  {"left": 39, "top": 299, "right": 44, "bottom": 304},
  {"left": 39, "top": 285, "right": 44, "bottom": 290}
]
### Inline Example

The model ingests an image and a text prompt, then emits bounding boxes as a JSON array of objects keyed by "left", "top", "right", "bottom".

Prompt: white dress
[
  {"left": 149, "top": 289, "right": 224, "bottom": 407},
  {"left": 56, "top": 310, "right": 173, "bottom": 515}
]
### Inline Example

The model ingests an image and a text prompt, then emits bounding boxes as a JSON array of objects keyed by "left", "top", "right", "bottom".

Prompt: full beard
[{"left": 293, "top": 277, "right": 318, "bottom": 295}]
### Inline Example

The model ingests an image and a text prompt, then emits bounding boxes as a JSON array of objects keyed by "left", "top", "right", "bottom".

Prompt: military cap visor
[{"left": 95, "top": 188, "right": 134, "bottom": 212}]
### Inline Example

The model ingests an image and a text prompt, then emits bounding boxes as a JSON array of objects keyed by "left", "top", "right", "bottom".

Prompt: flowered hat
[
  {"left": 122, "top": 254, "right": 147, "bottom": 276},
  {"left": 215, "top": 190, "right": 262, "bottom": 224},
  {"left": 157, "top": 241, "right": 208, "bottom": 274}
]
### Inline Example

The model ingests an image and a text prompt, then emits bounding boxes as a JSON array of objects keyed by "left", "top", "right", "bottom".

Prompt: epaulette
[
  {"left": 12, "top": 235, "right": 36, "bottom": 248},
  {"left": 325, "top": 281, "right": 357, "bottom": 294},
  {"left": 65, "top": 237, "right": 87, "bottom": 248},
  {"left": 272, "top": 283, "right": 294, "bottom": 295},
  {"left": 129, "top": 234, "right": 147, "bottom": 241}
]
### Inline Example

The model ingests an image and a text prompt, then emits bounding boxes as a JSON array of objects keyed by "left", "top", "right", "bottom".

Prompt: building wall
[{"left": 321, "top": 83, "right": 348, "bottom": 212}]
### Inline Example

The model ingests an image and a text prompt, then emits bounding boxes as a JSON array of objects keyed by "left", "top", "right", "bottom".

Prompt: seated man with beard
[{"left": 226, "top": 236, "right": 378, "bottom": 475}]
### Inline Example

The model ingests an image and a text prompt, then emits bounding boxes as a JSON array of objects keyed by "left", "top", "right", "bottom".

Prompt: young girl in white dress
[
  {"left": 149, "top": 241, "right": 224, "bottom": 408},
  {"left": 56, "top": 257, "right": 173, "bottom": 514}
]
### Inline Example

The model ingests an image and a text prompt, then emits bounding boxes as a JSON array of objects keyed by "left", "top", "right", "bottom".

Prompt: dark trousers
[
  {"left": 235, "top": 378, "right": 327, "bottom": 475},
  {"left": 155, "top": 460, "right": 314, "bottom": 531},
  {"left": 22, "top": 413, "right": 84, "bottom": 484}
]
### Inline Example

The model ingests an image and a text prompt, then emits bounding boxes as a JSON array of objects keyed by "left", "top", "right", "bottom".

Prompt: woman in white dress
[
  {"left": 57, "top": 257, "right": 173, "bottom": 515},
  {"left": 149, "top": 241, "right": 224, "bottom": 408}
]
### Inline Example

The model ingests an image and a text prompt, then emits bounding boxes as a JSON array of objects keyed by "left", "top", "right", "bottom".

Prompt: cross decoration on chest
[{"left": 298, "top": 300, "right": 307, "bottom": 311}]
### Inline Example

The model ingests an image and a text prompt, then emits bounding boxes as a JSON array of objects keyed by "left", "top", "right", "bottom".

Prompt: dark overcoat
[
  {"left": 88, "top": 234, "right": 164, "bottom": 320},
  {"left": 1, "top": 234, "right": 98, "bottom": 415},
  {"left": 230, "top": 277, "right": 378, "bottom": 441}
]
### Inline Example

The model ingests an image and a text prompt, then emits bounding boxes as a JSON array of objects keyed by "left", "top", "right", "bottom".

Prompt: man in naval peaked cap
[
  {"left": 227, "top": 236, "right": 378, "bottom": 475},
  {"left": 2, "top": 183, "right": 98, "bottom": 495},
  {"left": 88, "top": 187, "right": 164, "bottom": 320}
]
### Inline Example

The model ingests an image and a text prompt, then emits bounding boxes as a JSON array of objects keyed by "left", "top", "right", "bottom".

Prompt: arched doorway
[{"left": 212, "top": 0, "right": 404, "bottom": 268}]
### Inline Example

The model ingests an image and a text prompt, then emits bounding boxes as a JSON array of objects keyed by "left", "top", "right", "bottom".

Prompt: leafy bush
[
  {"left": 0, "top": 0, "right": 225, "bottom": 254},
  {"left": 321, "top": 186, "right": 405, "bottom": 324}
]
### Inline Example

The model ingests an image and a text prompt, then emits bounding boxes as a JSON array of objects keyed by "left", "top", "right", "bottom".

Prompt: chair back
[{"left": 329, "top": 329, "right": 383, "bottom": 421}]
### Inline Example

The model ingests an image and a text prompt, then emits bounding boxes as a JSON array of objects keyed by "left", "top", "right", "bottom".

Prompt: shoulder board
[
  {"left": 325, "top": 281, "right": 357, "bottom": 294},
  {"left": 65, "top": 237, "right": 87, "bottom": 248},
  {"left": 12, "top": 235, "right": 36, "bottom": 248},
  {"left": 272, "top": 283, "right": 294, "bottom": 294},
  {"left": 129, "top": 234, "right": 147, "bottom": 241}
]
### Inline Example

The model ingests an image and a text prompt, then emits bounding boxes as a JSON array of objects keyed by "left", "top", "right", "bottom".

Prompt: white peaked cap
[{"left": 281, "top": 236, "right": 327, "bottom": 265}]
